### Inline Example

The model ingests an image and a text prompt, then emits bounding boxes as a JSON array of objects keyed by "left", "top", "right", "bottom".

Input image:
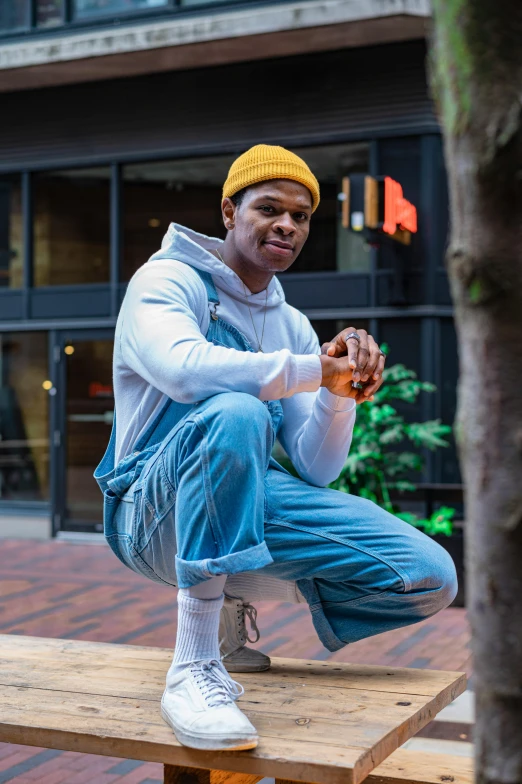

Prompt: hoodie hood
[{"left": 149, "top": 223, "right": 286, "bottom": 308}]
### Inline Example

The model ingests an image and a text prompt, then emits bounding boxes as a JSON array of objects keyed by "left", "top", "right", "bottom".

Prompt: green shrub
[{"left": 327, "top": 354, "right": 456, "bottom": 535}]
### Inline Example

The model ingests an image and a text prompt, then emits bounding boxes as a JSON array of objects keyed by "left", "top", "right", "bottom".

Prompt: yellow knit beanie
[{"left": 222, "top": 144, "right": 320, "bottom": 212}]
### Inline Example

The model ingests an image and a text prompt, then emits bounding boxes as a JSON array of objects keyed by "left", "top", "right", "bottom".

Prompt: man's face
[{"left": 226, "top": 179, "right": 313, "bottom": 274}]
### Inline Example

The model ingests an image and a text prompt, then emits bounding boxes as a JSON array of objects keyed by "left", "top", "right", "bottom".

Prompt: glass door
[{"left": 53, "top": 330, "right": 114, "bottom": 533}]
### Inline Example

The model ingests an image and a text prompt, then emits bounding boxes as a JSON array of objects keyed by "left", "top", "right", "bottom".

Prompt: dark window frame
[{"left": 0, "top": 134, "right": 450, "bottom": 324}]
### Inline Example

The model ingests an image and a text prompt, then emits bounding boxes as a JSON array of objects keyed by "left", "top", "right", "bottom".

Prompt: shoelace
[
  {"left": 236, "top": 602, "right": 261, "bottom": 645},
  {"left": 190, "top": 659, "right": 244, "bottom": 708}
]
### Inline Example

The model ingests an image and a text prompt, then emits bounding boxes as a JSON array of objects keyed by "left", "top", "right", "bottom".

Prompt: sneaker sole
[
  {"left": 222, "top": 660, "right": 271, "bottom": 673},
  {"left": 161, "top": 705, "right": 258, "bottom": 751}
]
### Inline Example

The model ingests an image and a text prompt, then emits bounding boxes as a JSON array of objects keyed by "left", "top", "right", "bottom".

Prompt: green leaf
[{"left": 329, "top": 357, "right": 456, "bottom": 524}]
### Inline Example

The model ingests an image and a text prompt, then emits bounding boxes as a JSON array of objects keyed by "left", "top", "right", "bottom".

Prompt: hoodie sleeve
[
  {"left": 120, "top": 260, "right": 322, "bottom": 404},
  {"left": 277, "top": 315, "right": 356, "bottom": 487}
]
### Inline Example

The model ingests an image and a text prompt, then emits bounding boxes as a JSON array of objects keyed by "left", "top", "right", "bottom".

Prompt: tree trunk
[{"left": 429, "top": 3, "right": 522, "bottom": 783}]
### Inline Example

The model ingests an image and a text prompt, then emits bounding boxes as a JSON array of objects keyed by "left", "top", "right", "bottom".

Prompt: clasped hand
[{"left": 319, "top": 327, "right": 385, "bottom": 404}]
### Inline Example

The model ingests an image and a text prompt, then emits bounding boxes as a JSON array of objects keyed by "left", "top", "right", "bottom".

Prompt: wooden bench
[
  {"left": 368, "top": 748, "right": 473, "bottom": 784},
  {"left": 0, "top": 635, "right": 466, "bottom": 784}
]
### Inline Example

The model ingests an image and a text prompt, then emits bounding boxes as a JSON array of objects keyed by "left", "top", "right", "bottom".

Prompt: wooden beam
[
  {"left": 164, "top": 766, "right": 262, "bottom": 784},
  {"left": 275, "top": 779, "right": 315, "bottom": 784}
]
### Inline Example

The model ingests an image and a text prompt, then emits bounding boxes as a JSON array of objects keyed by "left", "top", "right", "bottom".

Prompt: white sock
[
  {"left": 169, "top": 590, "right": 224, "bottom": 677},
  {"left": 225, "top": 572, "right": 306, "bottom": 604}
]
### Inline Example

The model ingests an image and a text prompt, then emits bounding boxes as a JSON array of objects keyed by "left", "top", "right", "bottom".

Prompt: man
[{"left": 95, "top": 144, "right": 457, "bottom": 753}]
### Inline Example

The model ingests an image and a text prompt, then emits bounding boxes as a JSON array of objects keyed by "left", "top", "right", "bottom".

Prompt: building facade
[{"left": 0, "top": 0, "right": 461, "bottom": 538}]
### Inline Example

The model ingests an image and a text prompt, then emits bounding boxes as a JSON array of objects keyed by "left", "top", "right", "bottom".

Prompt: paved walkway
[{"left": 0, "top": 538, "right": 472, "bottom": 784}]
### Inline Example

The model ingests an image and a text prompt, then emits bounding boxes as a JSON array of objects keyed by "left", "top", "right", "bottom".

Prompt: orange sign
[
  {"left": 383, "top": 177, "right": 417, "bottom": 235},
  {"left": 89, "top": 382, "right": 113, "bottom": 398}
]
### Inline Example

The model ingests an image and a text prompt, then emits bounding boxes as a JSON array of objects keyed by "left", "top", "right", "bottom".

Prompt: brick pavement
[{"left": 0, "top": 538, "right": 472, "bottom": 784}]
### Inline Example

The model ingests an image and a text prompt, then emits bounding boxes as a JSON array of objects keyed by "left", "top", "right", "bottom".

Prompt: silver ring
[{"left": 345, "top": 332, "right": 360, "bottom": 344}]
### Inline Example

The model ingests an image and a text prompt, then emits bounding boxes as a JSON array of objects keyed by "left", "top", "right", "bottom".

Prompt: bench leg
[
  {"left": 275, "top": 780, "right": 315, "bottom": 784},
  {"left": 164, "top": 766, "right": 262, "bottom": 784}
]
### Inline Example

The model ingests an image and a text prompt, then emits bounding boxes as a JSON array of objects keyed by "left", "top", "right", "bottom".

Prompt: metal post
[
  {"left": 21, "top": 172, "right": 33, "bottom": 320},
  {"left": 369, "top": 140, "right": 379, "bottom": 310}
]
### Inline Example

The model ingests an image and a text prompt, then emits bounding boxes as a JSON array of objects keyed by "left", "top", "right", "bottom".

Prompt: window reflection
[
  {"left": 74, "top": 0, "right": 168, "bottom": 19},
  {"left": 34, "top": 168, "right": 110, "bottom": 287},
  {"left": 0, "top": 1, "right": 30, "bottom": 33},
  {"left": 37, "top": 0, "right": 63, "bottom": 27},
  {"left": 0, "top": 175, "right": 23, "bottom": 289},
  {"left": 0, "top": 333, "right": 50, "bottom": 502}
]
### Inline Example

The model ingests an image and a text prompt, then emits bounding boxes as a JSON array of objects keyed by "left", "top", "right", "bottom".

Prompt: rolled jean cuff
[
  {"left": 296, "top": 577, "right": 347, "bottom": 653},
  {"left": 175, "top": 541, "right": 274, "bottom": 588}
]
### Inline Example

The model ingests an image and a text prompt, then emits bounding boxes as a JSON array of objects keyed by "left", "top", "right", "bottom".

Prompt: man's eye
[
  {"left": 260, "top": 205, "right": 274, "bottom": 213},
  {"left": 295, "top": 213, "right": 309, "bottom": 221}
]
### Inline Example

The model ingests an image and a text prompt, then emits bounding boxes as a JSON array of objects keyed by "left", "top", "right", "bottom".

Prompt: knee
[
  {"left": 200, "top": 392, "right": 273, "bottom": 451},
  {"left": 412, "top": 539, "right": 458, "bottom": 617}
]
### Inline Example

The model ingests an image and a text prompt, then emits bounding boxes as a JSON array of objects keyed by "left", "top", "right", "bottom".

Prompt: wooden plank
[
  {"left": 0, "top": 658, "right": 449, "bottom": 734},
  {"left": 365, "top": 748, "right": 474, "bottom": 784},
  {"left": 0, "top": 683, "right": 365, "bottom": 784},
  {"left": 0, "top": 635, "right": 466, "bottom": 696},
  {"left": 0, "top": 636, "right": 467, "bottom": 784},
  {"left": 276, "top": 748, "right": 474, "bottom": 784}
]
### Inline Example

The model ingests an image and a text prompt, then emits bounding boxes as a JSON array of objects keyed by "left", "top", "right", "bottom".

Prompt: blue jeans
[{"left": 106, "top": 392, "right": 458, "bottom": 652}]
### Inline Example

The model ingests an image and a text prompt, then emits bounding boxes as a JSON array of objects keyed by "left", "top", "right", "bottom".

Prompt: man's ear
[{"left": 221, "top": 197, "right": 236, "bottom": 230}]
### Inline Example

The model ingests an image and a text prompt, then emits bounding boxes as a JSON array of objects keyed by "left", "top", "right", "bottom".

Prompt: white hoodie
[{"left": 113, "top": 224, "right": 356, "bottom": 487}]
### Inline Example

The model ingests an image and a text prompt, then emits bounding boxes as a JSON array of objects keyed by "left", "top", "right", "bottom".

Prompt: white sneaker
[
  {"left": 219, "top": 596, "right": 271, "bottom": 673},
  {"left": 161, "top": 658, "right": 258, "bottom": 751}
]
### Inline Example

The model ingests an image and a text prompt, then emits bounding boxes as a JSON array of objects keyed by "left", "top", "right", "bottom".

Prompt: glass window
[
  {"left": 122, "top": 142, "right": 370, "bottom": 281},
  {"left": 122, "top": 155, "right": 236, "bottom": 281},
  {"left": 74, "top": 0, "right": 168, "bottom": 20},
  {"left": 179, "top": 0, "right": 231, "bottom": 5},
  {"left": 0, "top": 1, "right": 30, "bottom": 33},
  {"left": 63, "top": 336, "right": 114, "bottom": 527},
  {"left": 0, "top": 175, "right": 23, "bottom": 289},
  {"left": 37, "top": 0, "right": 63, "bottom": 27},
  {"left": 34, "top": 168, "right": 110, "bottom": 287},
  {"left": 0, "top": 333, "right": 50, "bottom": 502},
  {"left": 289, "top": 143, "right": 371, "bottom": 274}
]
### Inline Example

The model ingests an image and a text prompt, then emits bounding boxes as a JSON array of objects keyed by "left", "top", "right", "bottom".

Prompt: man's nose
[{"left": 273, "top": 213, "right": 296, "bottom": 234}]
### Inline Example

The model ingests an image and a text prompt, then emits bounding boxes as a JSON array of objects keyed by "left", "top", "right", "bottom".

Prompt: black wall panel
[
  {"left": 0, "top": 291, "right": 23, "bottom": 320},
  {"left": 279, "top": 272, "right": 369, "bottom": 310},
  {"left": 30, "top": 285, "right": 111, "bottom": 319},
  {"left": 0, "top": 41, "right": 437, "bottom": 172}
]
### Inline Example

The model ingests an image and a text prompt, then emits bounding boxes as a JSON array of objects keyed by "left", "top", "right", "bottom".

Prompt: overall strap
[{"left": 193, "top": 267, "right": 219, "bottom": 305}]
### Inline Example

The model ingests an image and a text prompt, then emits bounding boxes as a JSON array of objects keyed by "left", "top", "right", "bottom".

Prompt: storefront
[{"left": 0, "top": 40, "right": 460, "bottom": 537}]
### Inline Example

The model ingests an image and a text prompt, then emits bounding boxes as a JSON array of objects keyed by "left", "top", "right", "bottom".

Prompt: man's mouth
[{"left": 263, "top": 240, "right": 294, "bottom": 257}]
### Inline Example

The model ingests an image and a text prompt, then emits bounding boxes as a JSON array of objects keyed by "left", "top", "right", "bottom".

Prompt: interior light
[
  {"left": 148, "top": 218, "right": 161, "bottom": 228},
  {"left": 42, "top": 380, "right": 53, "bottom": 390},
  {"left": 64, "top": 345, "right": 75, "bottom": 355}
]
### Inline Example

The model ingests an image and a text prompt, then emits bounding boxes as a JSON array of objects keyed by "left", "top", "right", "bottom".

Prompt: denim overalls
[
  {"left": 95, "top": 264, "right": 457, "bottom": 652},
  {"left": 95, "top": 265, "right": 283, "bottom": 588}
]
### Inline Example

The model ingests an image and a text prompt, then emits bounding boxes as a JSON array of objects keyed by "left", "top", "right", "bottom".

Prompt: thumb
[{"left": 321, "top": 341, "right": 344, "bottom": 357}]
